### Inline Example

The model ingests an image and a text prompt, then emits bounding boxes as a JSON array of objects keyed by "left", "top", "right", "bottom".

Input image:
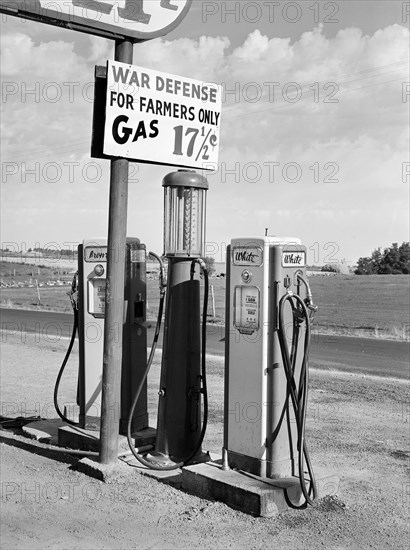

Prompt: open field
[
  {"left": 1, "top": 262, "right": 409, "bottom": 340},
  {"left": 299, "top": 274, "right": 410, "bottom": 340}
]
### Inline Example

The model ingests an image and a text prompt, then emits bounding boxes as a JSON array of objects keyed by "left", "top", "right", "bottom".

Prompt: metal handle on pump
[{"left": 296, "top": 270, "right": 318, "bottom": 319}]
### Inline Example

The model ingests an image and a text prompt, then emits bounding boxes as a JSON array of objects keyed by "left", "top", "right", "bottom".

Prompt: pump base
[
  {"left": 181, "top": 461, "right": 305, "bottom": 517},
  {"left": 226, "top": 449, "right": 295, "bottom": 479},
  {"left": 143, "top": 449, "right": 212, "bottom": 469},
  {"left": 145, "top": 452, "right": 180, "bottom": 469},
  {"left": 188, "top": 450, "right": 212, "bottom": 466},
  {"left": 80, "top": 416, "right": 100, "bottom": 432}
]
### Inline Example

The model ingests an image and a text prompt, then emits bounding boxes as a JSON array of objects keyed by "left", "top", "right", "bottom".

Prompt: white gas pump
[
  {"left": 54, "top": 237, "right": 149, "bottom": 435},
  {"left": 223, "top": 236, "right": 317, "bottom": 507},
  {"left": 77, "top": 238, "right": 107, "bottom": 428}
]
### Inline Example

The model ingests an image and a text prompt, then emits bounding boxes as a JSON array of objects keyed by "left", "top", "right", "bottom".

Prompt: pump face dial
[{"left": 94, "top": 264, "right": 105, "bottom": 277}]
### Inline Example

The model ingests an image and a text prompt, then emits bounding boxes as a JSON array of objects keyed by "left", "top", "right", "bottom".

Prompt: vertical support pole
[{"left": 99, "top": 39, "right": 134, "bottom": 465}]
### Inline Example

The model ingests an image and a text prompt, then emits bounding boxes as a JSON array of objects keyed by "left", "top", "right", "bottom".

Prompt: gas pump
[
  {"left": 54, "top": 237, "right": 149, "bottom": 435},
  {"left": 223, "top": 236, "right": 317, "bottom": 507},
  {"left": 126, "top": 170, "right": 210, "bottom": 470},
  {"left": 55, "top": 171, "right": 209, "bottom": 468}
]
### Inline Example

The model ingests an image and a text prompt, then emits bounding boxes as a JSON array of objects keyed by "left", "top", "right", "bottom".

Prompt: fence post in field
[
  {"left": 211, "top": 284, "right": 216, "bottom": 319},
  {"left": 35, "top": 279, "right": 41, "bottom": 305}
]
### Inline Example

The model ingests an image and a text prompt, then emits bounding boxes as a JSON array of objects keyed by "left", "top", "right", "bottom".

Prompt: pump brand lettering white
[
  {"left": 235, "top": 251, "right": 258, "bottom": 263},
  {"left": 232, "top": 246, "right": 263, "bottom": 266},
  {"left": 283, "top": 254, "right": 302, "bottom": 264},
  {"left": 282, "top": 251, "right": 306, "bottom": 267}
]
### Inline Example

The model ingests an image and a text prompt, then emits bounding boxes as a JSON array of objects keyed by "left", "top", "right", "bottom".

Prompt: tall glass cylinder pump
[
  {"left": 152, "top": 170, "right": 209, "bottom": 467},
  {"left": 163, "top": 170, "right": 208, "bottom": 258}
]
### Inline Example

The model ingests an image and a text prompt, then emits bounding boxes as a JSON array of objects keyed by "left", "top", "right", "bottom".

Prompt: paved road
[{"left": 1, "top": 308, "right": 409, "bottom": 380}]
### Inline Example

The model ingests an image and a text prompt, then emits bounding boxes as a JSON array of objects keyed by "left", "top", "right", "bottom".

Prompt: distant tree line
[
  {"left": 321, "top": 264, "right": 339, "bottom": 273},
  {"left": 1, "top": 247, "right": 76, "bottom": 256},
  {"left": 30, "top": 247, "right": 76, "bottom": 256},
  {"left": 355, "top": 242, "right": 410, "bottom": 275}
]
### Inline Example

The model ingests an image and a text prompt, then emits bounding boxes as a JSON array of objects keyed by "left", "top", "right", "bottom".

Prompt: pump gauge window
[
  {"left": 88, "top": 278, "right": 106, "bottom": 318},
  {"left": 163, "top": 171, "right": 208, "bottom": 258},
  {"left": 233, "top": 285, "right": 260, "bottom": 334}
]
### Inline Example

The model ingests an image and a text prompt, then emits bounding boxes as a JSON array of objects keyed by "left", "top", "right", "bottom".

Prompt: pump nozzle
[
  {"left": 197, "top": 258, "right": 206, "bottom": 271},
  {"left": 149, "top": 251, "right": 166, "bottom": 292},
  {"left": 67, "top": 271, "right": 79, "bottom": 311},
  {"left": 296, "top": 272, "right": 318, "bottom": 320}
]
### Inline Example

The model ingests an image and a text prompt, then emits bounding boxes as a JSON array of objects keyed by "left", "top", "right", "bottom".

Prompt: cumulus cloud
[
  {"left": 1, "top": 32, "right": 88, "bottom": 78},
  {"left": 134, "top": 34, "right": 231, "bottom": 79},
  {"left": 0, "top": 21, "right": 408, "bottom": 259}
]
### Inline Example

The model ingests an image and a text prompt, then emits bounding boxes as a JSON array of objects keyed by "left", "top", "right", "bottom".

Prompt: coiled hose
[
  {"left": 276, "top": 279, "right": 318, "bottom": 508},
  {"left": 53, "top": 273, "right": 80, "bottom": 427}
]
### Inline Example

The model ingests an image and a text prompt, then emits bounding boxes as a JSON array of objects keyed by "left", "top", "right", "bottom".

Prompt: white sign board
[
  {"left": 103, "top": 60, "right": 222, "bottom": 170},
  {"left": 0, "top": 0, "right": 192, "bottom": 40}
]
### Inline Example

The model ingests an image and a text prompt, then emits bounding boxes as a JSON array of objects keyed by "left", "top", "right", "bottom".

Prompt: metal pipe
[{"left": 99, "top": 38, "right": 134, "bottom": 465}]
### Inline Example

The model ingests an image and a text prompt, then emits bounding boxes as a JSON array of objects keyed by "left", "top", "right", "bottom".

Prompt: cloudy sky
[{"left": 1, "top": 0, "right": 409, "bottom": 265}]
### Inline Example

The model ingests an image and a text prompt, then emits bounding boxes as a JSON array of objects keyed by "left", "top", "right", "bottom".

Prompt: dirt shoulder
[{"left": 1, "top": 331, "right": 409, "bottom": 550}]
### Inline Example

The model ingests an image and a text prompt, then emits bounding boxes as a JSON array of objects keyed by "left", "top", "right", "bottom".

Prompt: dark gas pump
[
  {"left": 127, "top": 170, "right": 210, "bottom": 470},
  {"left": 53, "top": 238, "right": 149, "bottom": 433}
]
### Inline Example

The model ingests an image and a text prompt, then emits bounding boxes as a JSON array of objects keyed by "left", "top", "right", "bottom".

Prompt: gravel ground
[{"left": 0, "top": 330, "right": 409, "bottom": 550}]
